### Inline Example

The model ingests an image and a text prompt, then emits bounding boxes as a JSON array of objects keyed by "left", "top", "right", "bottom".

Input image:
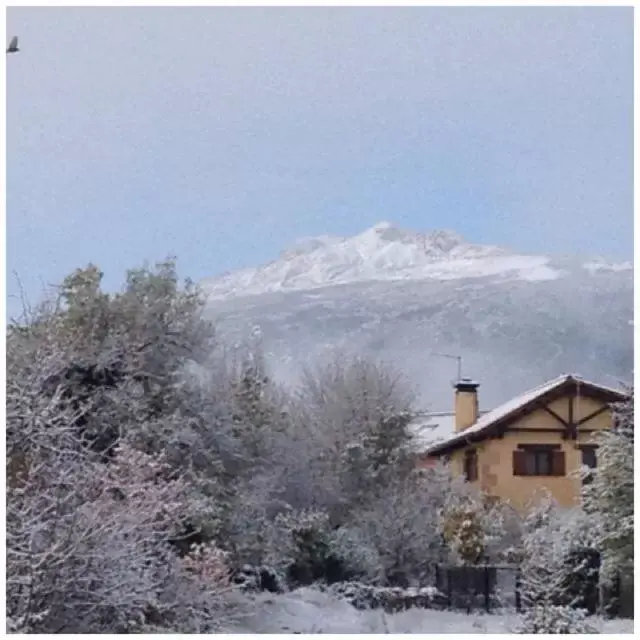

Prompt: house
[{"left": 411, "top": 374, "right": 628, "bottom": 510}]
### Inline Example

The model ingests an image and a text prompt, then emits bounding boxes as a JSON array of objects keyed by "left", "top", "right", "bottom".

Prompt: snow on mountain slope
[
  {"left": 583, "top": 259, "right": 633, "bottom": 274},
  {"left": 202, "top": 222, "right": 562, "bottom": 300}
]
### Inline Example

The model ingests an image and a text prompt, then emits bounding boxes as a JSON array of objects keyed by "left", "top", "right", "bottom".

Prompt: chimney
[{"left": 454, "top": 378, "right": 480, "bottom": 432}]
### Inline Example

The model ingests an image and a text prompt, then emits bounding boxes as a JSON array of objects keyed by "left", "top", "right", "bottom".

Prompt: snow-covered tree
[
  {"left": 6, "top": 260, "right": 249, "bottom": 632},
  {"left": 581, "top": 386, "right": 634, "bottom": 583},
  {"left": 294, "top": 354, "right": 417, "bottom": 508},
  {"left": 8, "top": 260, "right": 220, "bottom": 458},
  {"left": 513, "top": 493, "right": 600, "bottom": 633},
  {"left": 217, "top": 353, "right": 457, "bottom": 587},
  {"left": 330, "top": 463, "right": 455, "bottom": 586},
  {"left": 6, "top": 343, "right": 232, "bottom": 633}
]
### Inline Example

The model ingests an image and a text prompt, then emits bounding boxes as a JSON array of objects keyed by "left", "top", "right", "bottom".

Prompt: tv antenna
[{"left": 432, "top": 352, "right": 463, "bottom": 383}]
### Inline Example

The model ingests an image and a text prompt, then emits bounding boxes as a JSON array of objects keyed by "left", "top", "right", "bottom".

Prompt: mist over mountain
[{"left": 202, "top": 223, "right": 633, "bottom": 410}]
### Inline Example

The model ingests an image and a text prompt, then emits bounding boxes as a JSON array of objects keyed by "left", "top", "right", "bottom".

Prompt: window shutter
[
  {"left": 513, "top": 450, "right": 527, "bottom": 476},
  {"left": 551, "top": 450, "right": 566, "bottom": 476},
  {"left": 471, "top": 452, "right": 478, "bottom": 482}
]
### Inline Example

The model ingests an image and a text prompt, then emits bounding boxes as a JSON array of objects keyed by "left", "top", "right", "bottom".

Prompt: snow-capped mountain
[
  {"left": 203, "top": 222, "right": 566, "bottom": 299},
  {"left": 202, "top": 223, "right": 633, "bottom": 409}
]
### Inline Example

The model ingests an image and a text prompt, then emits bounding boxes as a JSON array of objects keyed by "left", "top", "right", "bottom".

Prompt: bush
[
  {"left": 512, "top": 604, "right": 598, "bottom": 634},
  {"left": 441, "top": 502, "right": 486, "bottom": 565},
  {"left": 6, "top": 440, "right": 233, "bottom": 633},
  {"left": 232, "top": 565, "right": 286, "bottom": 594},
  {"left": 264, "top": 509, "right": 354, "bottom": 587},
  {"left": 325, "top": 581, "right": 446, "bottom": 613}
]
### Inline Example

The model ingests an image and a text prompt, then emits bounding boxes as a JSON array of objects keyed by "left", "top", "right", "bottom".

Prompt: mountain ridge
[{"left": 202, "top": 222, "right": 631, "bottom": 300}]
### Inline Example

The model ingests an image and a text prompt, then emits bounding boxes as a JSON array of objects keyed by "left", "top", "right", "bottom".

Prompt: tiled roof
[{"left": 424, "top": 373, "right": 626, "bottom": 455}]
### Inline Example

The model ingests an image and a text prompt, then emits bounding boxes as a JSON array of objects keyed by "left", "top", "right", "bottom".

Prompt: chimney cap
[{"left": 454, "top": 377, "right": 480, "bottom": 391}]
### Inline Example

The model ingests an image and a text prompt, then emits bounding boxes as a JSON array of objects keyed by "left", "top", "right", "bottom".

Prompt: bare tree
[
  {"left": 332, "top": 465, "right": 452, "bottom": 586},
  {"left": 287, "top": 354, "right": 417, "bottom": 512}
]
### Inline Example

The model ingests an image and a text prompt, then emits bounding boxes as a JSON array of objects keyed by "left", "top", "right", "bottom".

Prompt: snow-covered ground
[{"left": 230, "top": 588, "right": 634, "bottom": 634}]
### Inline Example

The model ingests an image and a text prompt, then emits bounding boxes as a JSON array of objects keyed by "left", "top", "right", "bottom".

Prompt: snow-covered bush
[
  {"left": 328, "top": 524, "right": 383, "bottom": 583},
  {"left": 6, "top": 435, "right": 232, "bottom": 633},
  {"left": 514, "top": 495, "right": 601, "bottom": 630},
  {"left": 441, "top": 500, "right": 486, "bottom": 565},
  {"left": 325, "top": 581, "right": 446, "bottom": 613},
  {"left": 438, "top": 482, "right": 519, "bottom": 567},
  {"left": 232, "top": 564, "right": 286, "bottom": 594},
  {"left": 511, "top": 604, "right": 598, "bottom": 634},
  {"left": 263, "top": 508, "right": 353, "bottom": 587},
  {"left": 331, "top": 466, "right": 453, "bottom": 586}
]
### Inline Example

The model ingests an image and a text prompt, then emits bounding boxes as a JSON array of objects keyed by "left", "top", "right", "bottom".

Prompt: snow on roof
[
  {"left": 409, "top": 410, "right": 490, "bottom": 452},
  {"left": 409, "top": 412, "right": 456, "bottom": 451},
  {"left": 425, "top": 373, "right": 626, "bottom": 455}
]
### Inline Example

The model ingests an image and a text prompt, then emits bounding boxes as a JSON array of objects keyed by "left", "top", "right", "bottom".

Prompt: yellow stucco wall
[{"left": 444, "top": 393, "right": 613, "bottom": 510}]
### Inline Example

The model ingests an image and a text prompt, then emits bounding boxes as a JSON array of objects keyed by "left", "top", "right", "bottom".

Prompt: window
[
  {"left": 525, "top": 449, "right": 552, "bottom": 476},
  {"left": 513, "top": 445, "right": 565, "bottom": 477},
  {"left": 580, "top": 445, "right": 598, "bottom": 486},
  {"left": 581, "top": 446, "right": 597, "bottom": 469},
  {"left": 464, "top": 449, "right": 478, "bottom": 482}
]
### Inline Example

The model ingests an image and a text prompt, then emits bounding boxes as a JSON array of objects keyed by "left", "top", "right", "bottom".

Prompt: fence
[
  {"left": 434, "top": 564, "right": 519, "bottom": 613},
  {"left": 603, "top": 572, "right": 634, "bottom": 619},
  {"left": 434, "top": 563, "right": 633, "bottom": 618}
]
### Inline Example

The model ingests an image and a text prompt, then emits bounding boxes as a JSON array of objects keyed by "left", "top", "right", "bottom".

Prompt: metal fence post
[
  {"left": 465, "top": 565, "right": 471, "bottom": 614},
  {"left": 484, "top": 566, "right": 491, "bottom": 612}
]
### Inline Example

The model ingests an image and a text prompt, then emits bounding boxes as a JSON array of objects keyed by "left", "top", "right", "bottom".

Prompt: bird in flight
[{"left": 7, "top": 36, "right": 19, "bottom": 54}]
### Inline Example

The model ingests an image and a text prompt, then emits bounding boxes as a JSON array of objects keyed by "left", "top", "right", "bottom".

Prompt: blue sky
[{"left": 6, "top": 7, "right": 633, "bottom": 317}]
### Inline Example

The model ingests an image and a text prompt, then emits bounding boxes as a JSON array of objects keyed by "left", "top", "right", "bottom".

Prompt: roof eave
[{"left": 426, "top": 424, "right": 500, "bottom": 456}]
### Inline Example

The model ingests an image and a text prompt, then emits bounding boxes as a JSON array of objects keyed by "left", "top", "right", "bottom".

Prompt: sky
[{"left": 6, "top": 7, "right": 633, "bottom": 317}]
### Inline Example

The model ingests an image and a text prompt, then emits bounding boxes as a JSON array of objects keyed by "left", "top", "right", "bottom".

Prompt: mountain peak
[
  {"left": 349, "top": 222, "right": 469, "bottom": 256},
  {"left": 428, "top": 229, "right": 465, "bottom": 251},
  {"left": 280, "top": 223, "right": 473, "bottom": 261},
  {"left": 202, "top": 222, "right": 563, "bottom": 300},
  {"left": 371, "top": 220, "right": 394, "bottom": 231}
]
